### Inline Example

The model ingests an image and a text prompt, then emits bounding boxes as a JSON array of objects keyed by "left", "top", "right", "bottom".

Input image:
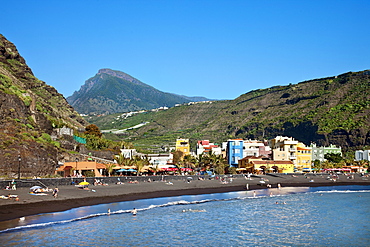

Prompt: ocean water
[{"left": 0, "top": 185, "right": 369, "bottom": 246}]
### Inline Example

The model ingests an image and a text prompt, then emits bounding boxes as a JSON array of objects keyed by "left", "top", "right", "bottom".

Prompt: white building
[
  {"left": 147, "top": 153, "right": 173, "bottom": 167},
  {"left": 355, "top": 150, "right": 370, "bottom": 161}
]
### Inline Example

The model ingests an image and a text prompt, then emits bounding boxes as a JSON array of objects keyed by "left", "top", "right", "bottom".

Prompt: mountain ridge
[{"left": 67, "top": 68, "right": 212, "bottom": 115}]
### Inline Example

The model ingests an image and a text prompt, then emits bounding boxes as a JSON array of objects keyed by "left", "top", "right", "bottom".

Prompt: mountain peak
[
  {"left": 97, "top": 68, "right": 144, "bottom": 86},
  {"left": 67, "top": 69, "right": 211, "bottom": 115}
]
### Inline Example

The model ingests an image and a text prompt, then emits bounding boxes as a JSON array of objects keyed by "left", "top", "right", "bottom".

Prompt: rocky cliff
[{"left": 0, "top": 34, "right": 88, "bottom": 177}]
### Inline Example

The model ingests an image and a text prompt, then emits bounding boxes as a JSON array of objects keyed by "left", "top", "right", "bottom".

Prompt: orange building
[{"left": 56, "top": 161, "right": 108, "bottom": 177}]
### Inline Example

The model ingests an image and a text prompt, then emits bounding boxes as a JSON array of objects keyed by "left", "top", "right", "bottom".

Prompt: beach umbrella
[
  {"left": 127, "top": 169, "right": 137, "bottom": 172},
  {"left": 30, "top": 186, "right": 42, "bottom": 190},
  {"left": 79, "top": 181, "right": 89, "bottom": 185},
  {"left": 116, "top": 169, "right": 127, "bottom": 172}
]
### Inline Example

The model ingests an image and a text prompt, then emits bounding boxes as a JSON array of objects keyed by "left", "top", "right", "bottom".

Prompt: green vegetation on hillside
[{"left": 88, "top": 70, "right": 370, "bottom": 153}]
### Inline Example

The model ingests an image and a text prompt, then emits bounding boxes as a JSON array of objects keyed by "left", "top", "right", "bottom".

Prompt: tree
[
  {"left": 133, "top": 155, "right": 150, "bottom": 176},
  {"left": 84, "top": 124, "right": 102, "bottom": 138},
  {"left": 182, "top": 154, "right": 196, "bottom": 169},
  {"left": 324, "top": 153, "right": 343, "bottom": 163},
  {"left": 172, "top": 150, "right": 184, "bottom": 164},
  {"left": 312, "top": 160, "right": 322, "bottom": 171},
  {"left": 105, "top": 163, "right": 116, "bottom": 177},
  {"left": 197, "top": 151, "right": 228, "bottom": 174}
]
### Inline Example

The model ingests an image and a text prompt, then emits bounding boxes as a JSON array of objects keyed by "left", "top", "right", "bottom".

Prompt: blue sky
[{"left": 2, "top": 0, "right": 369, "bottom": 100}]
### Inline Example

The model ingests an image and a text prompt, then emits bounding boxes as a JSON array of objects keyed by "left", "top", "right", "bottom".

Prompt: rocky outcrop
[{"left": 0, "top": 34, "right": 88, "bottom": 177}]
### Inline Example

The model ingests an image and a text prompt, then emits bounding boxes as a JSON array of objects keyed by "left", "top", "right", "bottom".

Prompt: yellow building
[
  {"left": 269, "top": 136, "right": 298, "bottom": 164},
  {"left": 296, "top": 143, "right": 312, "bottom": 172},
  {"left": 237, "top": 156, "right": 294, "bottom": 173},
  {"left": 175, "top": 138, "right": 190, "bottom": 155},
  {"left": 251, "top": 160, "right": 294, "bottom": 173}
]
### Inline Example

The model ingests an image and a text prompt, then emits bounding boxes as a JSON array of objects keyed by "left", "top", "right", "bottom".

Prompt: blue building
[{"left": 227, "top": 139, "right": 244, "bottom": 167}]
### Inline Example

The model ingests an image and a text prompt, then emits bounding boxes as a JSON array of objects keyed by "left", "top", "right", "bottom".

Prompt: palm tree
[
  {"left": 197, "top": 151, "right": 227, "bottom": 174},
  {"left": 114, "top": 153, "right": 126, "bottom": 166},
  {"left": 133, "top": 155, "right": 150, "bottom": 176},
  {"left": 183, "top": 154, "right": 196, "bottom": 169},
  {"left": 105, "top": 163, "right": 116, "bottom": 177}
]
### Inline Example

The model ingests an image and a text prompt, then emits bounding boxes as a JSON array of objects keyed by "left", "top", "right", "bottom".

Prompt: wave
[
  {"left": 0, "top": 196, "right": 261, "bottom": 233},
  {"left": 313, "top": 189, "right": 370, "bottom": 194},
  {"left": 1, "top": 185, "right": 369, "bottom": 233}
]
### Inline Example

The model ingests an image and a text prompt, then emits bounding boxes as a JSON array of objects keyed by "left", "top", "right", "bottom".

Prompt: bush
[{"left": 84, "top": 171, "right": 95, "bottom": 177}]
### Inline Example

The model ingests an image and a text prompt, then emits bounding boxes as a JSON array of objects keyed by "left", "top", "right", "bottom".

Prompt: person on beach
[
  {"left": 53, "top": 187, "right": 59, "bottom": 198},
  {"left": 11, "top": 180, "right": 16, "bottom": 190},
  {"left": 132, "top": 208, "right": 137, "bottom": 216}
]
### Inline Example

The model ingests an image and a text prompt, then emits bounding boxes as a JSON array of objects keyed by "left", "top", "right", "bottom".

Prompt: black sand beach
[{"left": 1, "top": 173, "right": 369, "bottom": 222}]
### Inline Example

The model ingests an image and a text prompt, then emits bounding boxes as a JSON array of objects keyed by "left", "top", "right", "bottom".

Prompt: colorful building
[
  {"left": 56, "top": 161, "right": 107, "bottom": 177},
  {"left": 175, "top": 138, "right": 190, "bottom": 155},
  {"left": 227, "top": 139, "right": 271, "bottom": 167},
  {"left": 227, "top": 139, "right": 244, "bottom": 167},
  {"left": 237, "top": 156, "right": 294, "bottom": 173},
  {"left": 296, "top": 143, "right": 312, "bottom": 172},
  {"left": 269, "top": 136, "right": 298, "bottom": 164},
  {"left": 196, "top": 140, "right": 222, "bottom": 156},
  {"left": 242, "top": 140, "right": 271, "bottom": 158}
]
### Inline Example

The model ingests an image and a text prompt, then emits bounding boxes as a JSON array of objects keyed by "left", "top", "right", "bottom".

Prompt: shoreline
[{"left": 1, "top": 174, "right": 369, "bottom": 222}]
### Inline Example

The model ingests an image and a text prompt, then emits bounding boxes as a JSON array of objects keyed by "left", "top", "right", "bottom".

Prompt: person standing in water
[{"left": 132, "top": 208, "right": 137, "bottom": 216}]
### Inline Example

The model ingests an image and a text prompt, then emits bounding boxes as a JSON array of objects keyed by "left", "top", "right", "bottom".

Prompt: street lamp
[
  {"left": 75, "top": 158, "right": 79, "bottom": 176},
  {"left": 17, "top": 155, "right": 21, "bottom": 179}
]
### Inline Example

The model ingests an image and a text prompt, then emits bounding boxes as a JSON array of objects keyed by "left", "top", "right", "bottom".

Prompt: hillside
[
  {"left": 67, "top": 68, "right": 210, "bottom": 115},
  {"left": 88, "top": 70, "right": 370, "bottom": 153},
  {"left": 0, "top": 34, "right": 88, "bottom": 177}
]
